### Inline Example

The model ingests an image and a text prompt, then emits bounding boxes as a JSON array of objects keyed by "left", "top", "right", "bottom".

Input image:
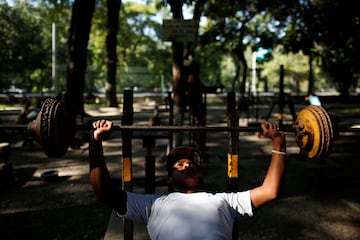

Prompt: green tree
[
  {"left": 117, "top": 1, "right": 170, "bottom": 90},
  {"left": 200, "top": 0, "right": 295, "bottom": 94},
  {"left": 4, "top": 0, "right": 359, "bottom": 107},
  {"left": 0, "top": 1, "right": 48, "bottom": 91},
  {"left": 279, "top": 0, "right": 360, "bottom": 97},
  {"left": 41, "top": 0, "right": 73, "bottom": 93},
  {"left": 88, "top": 0, "right": 169, "bottom": 94}
]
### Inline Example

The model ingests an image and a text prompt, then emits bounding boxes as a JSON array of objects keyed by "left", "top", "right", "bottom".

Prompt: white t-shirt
[{"left": 122, "top": 191, "right": 253, "bottom": 240}]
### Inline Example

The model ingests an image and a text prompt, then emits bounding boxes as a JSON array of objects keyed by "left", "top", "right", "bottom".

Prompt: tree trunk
[
  {"left": 66, "top": 0, "right": 95, "bottom": 115},
  {"left": 240, "top": 52, "right": 248, "bottom": 94},
  {"left": 105, "top": 0, "right": 121, "bottom": 107},
  {"left": 168, "top": 0, "right": 185, "bottom": 108},
  {"left": 232, "top": 54, "right": 240, "bottom": 92},
  {"left": 184, "top": 0, "right": 205, "bottom": 59}
]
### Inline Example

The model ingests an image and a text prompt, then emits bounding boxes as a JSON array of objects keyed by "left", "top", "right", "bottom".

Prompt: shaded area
[
  {"left": 1, "top": 102, "right": 360, "bottom": 240},
  {"left": 0, "top": 204, "right": 109, "bottom": 240}
]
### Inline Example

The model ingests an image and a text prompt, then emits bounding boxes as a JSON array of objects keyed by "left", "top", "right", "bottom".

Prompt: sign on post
[
  {"left": 162, "top": 19, "right": 197, "bottom": 42},
  {"left": 255, "top": 47, "right": 272, "bottom": 62}
]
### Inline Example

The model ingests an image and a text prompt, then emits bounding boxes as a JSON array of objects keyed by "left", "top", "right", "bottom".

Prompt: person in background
[
  {"left": 16, "top": 99, "right": 42, "bottom": 125},
  {"left": 16, "top": 99, "right": 42, "bottom": 146}
]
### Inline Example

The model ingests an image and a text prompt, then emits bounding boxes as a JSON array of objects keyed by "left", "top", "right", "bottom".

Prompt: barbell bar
[
  {"left": 2, "top": 122, "right": 358, "bottom": 132},
  {"left": 3, "top": 98, "right": 338, "bottom": 160}
]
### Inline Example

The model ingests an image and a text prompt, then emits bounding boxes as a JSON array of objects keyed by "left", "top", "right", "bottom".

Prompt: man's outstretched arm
[
  {"left": 89, "top": 120, "right": 127, "bottom": 214},
  {"left": 250, "top": 121, "right": 286, "bottom": 208}
]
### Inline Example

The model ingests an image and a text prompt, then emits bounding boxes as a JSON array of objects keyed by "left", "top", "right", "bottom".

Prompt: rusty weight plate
[
  {"left": 306, "top": 105, "right": 334, "bottom": 159},
  {"left": 294, "top": 105, "right": 334, "bottom": 160},
  {"left": 36, "top": 98, "right": 75, "bottom": 158}
]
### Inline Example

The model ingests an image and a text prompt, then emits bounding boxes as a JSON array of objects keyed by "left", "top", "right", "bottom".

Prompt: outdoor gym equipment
[{"left": 8, "top": 97, "right": 335, "bottom": 160}]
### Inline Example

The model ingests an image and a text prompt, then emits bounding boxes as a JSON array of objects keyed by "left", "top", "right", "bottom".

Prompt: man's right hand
[{"left": 261, "top": 121, "right": 286, "bottom": 151}]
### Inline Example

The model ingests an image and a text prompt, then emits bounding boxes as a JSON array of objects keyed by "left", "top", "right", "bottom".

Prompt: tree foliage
[
  {"left": 1, "top": 0, "right": 359, "bottom": 104},
  {"left": 277, "top": 0, "right": 360, "bottom": 96},
  {"left": 0, "top": 1, "right": 48, "bottom": 91},
  {"left": 197, "top": 0, "right": 291, "bottom": 93}
]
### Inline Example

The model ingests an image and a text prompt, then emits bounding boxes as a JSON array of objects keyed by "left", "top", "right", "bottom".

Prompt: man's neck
[{"left": 172, "top": 187, "right": 197, "bottom": 194}]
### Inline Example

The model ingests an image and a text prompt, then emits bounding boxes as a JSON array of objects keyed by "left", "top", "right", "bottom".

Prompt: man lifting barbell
[{"left": 89, "top": 119, "right": 286, "bottom": 240}]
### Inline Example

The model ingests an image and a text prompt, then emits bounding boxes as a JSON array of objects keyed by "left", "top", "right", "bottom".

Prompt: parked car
[{"left": 1, "top": 85, "right": 27, "bottom": 103}]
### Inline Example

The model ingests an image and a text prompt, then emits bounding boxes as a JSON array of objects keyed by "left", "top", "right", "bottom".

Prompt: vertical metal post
[
  {"left": 227, "top": 92, "right": 239, "bottom": 240},
  {"left": 52, "top": 23, "right": 56, "bottom": 92},
  {"left": 278, "top": 65, "right": 284, "bottom": 125},
  {"left": 122, "top": 89, "right": 133, "bottom": 240},
  {"left": 227, "top": 91, "right": 239, "bottom": 190},
  {"left": 251, "top": 51, "right": 257, "bottom": 96},
  {"left": 143, "top": 137, "right": 155, "bottom": 194},
  {"left": 168, "top": 91, "right": 173, "bottom": 150}
]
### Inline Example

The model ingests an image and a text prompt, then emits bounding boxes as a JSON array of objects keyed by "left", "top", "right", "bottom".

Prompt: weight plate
[
  {"left": 295, "top": 105, "right": 334, "bottom": 160},
  {"left": 40, "top": 98, "right": 75, "bottom": 158},
  {"left": 305, "top": 106, "right": 325, "bottom": 159},
  {"left": 307, "top": 105, "right": 334, "bottom": 159},
  {"left": 295, "top": 106, "right": 322, "bottom": 159}
]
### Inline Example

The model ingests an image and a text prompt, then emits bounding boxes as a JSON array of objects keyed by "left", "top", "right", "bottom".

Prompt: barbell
[{"left": 21, "top": 98, "right": 334, "bottom": 159}]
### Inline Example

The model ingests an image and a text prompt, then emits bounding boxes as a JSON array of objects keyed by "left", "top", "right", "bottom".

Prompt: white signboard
[{"left": 162, "top": 19, "right": 197, "bottom": 42}]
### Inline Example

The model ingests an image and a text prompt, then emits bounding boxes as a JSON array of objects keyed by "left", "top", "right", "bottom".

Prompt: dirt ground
[{"left": 0, "top": 102, "right": 359, "bottom": 240}]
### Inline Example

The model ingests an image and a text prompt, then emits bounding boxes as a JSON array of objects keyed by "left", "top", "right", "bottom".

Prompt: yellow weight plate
[
  {"left": 307, "top": 105, "right": 334, "bottom": 159},
  {"left": 305, "top": 106, "right": 325, "bottom": 159},
  {"left": 295, "top": 105, "right": 334, "bottom": 160},
  {"left": 295, "top": 106, "right": 323, "bottom": 159}
]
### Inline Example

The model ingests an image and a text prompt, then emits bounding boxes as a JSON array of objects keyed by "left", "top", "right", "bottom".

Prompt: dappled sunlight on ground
[{"left": 1, "top": 102, "right": 359, "bottom": 239}]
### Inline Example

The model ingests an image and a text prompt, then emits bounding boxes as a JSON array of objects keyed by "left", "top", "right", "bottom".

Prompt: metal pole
[
  {"left": 252, "top": 51, "right": 257, "bottom": 96},
  {"left": 278, "top": 65, "right": 284, "bottom": 125},
  {"left": 3, "top": 123, "right": 298, "bottom": 133},
  {"left": 52, "top": 23, "right": 56, "bottom": 93},
  {"left": 122, "top": 89, "right": 133, "bottom": 240},
  {"left": 227, "top": 91, "right": 239, "bottom": 240},
  {"left": 227, "top": 91, "right": 239, "bottom": 190}
]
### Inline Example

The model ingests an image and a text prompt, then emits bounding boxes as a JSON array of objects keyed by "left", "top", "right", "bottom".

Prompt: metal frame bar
[{"left": 2, "top": 123, "right": 359, "bottom": 133}]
